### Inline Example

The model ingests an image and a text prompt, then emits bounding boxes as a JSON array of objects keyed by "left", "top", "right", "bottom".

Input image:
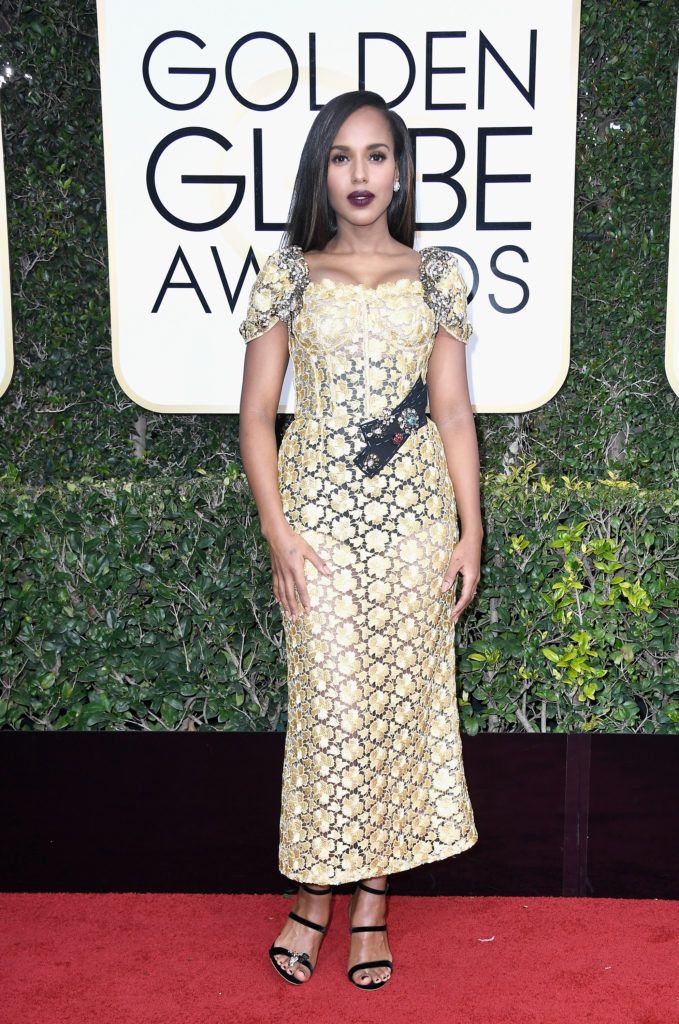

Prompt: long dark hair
[{"left": 282, "top": 91, "right": 415, "bottom": 252}]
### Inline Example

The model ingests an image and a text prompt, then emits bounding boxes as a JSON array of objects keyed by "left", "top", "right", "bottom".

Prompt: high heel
[
  {"left": 347, "top": 879, "right": 393, "bottom": 990},
  {"left": 269, "top": 882, "right": 333, "bottom": 985}
]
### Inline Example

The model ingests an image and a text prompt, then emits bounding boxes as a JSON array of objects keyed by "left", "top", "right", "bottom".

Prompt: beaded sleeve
[
  {"left": 238, "top": 245, "right": 308, "bottom": 344},
  {"left": 420, "top": 247, "right": 473, "bottom": 343}
]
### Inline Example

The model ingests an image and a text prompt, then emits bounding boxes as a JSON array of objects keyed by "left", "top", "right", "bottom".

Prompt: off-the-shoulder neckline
[{"left": 290, "top": 244, "right": 449, "bottom": 294}]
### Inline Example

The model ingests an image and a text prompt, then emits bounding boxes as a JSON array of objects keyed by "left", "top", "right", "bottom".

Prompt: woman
[{"left": 239, "top": 90, "right": 482, "bottom": 990}]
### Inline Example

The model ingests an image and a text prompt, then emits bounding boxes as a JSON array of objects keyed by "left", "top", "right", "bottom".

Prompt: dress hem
[{"left": 279, "top": 829, "right": 479, "bottom": 887}]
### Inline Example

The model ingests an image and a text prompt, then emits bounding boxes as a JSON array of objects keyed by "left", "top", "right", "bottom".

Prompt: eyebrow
[{"left": 329, "top": 142, "right": 391, "bottom": 151}]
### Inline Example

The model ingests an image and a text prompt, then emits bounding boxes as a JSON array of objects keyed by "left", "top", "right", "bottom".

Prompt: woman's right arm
[
  {"left": 239, "top": 322, "right": 332, "bottom": 620},
  {"left": 239, "top": 320, "right": 290, "bottom": 539}
]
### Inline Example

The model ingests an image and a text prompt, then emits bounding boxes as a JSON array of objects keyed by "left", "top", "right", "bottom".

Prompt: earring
[{"left": 393, "top": 181, "right": 400, "bottom": 192}]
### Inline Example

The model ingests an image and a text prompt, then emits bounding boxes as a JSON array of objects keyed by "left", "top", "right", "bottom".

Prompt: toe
[{"left": 277, "top": 955, "right": 294, "bottom": 975}]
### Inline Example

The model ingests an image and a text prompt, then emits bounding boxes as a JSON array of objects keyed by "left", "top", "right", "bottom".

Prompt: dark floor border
[{"left": 0, "top": 733, "right": 676, "bottom": 897}]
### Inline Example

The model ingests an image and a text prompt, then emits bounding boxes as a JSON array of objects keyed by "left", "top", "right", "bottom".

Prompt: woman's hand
[
  {"left": 439, "top": 532, "right": 482, "bottom": 624},
  {"left": 266, "top": 521, "right": 333, "bottom": 621}
]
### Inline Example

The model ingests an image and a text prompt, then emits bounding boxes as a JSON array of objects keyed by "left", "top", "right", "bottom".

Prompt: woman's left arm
[{"left": 426, "top": 328, "right": 483, "bottom": 623}]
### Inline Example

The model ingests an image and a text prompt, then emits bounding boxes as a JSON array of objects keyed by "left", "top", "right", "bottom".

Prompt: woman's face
[{"left": 326, "top": 105, "right": 399, "bottom": 226}]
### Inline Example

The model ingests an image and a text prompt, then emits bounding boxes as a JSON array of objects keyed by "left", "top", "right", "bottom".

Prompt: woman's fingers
[
  {"left": 439, "top": 552, "right": 459, "bottom": 595},
  {"left": 451, "top": 571, "right": 479, "bottom": 623},
  {"left": 305, "top": 544, "right": 333, "bottom": 580},
  {"left": 275, "top": 577, "right": 291, "bottom": 618},
  {"left": 440, "top": 572, "right": 457, "bottom": 595},
  {"left": 288, "top": 542, "right": 334, "bottom": 618},
  {"left": 438, "top": 542, "right": 481, "bottom": 623},
  {"left": 282, "top": 570, "right": 301, "bottom": 619},
  {"left": 270, "top": 554, "right": 297, "bottom": 619},
  {"left": 270, "top": 534, "right": 333, "bottom": 622},
  {"left": 293, "top": 569, "right": 311, "bottom": 616}
]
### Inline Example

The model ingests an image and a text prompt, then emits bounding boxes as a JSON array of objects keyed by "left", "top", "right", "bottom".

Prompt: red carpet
[{"left": 1, "top": 893, "right": 677, "bottom": 1023}]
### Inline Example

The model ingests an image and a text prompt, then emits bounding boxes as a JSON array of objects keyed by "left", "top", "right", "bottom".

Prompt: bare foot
[
  {"left": 347, "top": 876, "right": 392, "bottom": 986},
  {"left": 271, "top": 883, "right": 332, "bottom": 983}
]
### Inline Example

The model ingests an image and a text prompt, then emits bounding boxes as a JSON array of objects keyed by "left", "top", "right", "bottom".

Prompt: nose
[{"left": 352, "top": 160, "right": 368, "bottom": 183}]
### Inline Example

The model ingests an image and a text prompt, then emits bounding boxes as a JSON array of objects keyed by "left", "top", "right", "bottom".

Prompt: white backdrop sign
[
  {"left": 96, "top": 0, "right": 581, "bottom": 413},
  {"left": 0, "top": 105, "right": 13, "bottom": 401},
  {"left": 665, "top": 60, "right": 679, "bottom": 398}
]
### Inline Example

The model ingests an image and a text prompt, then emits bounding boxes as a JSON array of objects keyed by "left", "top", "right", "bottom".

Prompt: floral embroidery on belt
[{"left": 354, "top": 376, "right": 429, "bottom": 477}]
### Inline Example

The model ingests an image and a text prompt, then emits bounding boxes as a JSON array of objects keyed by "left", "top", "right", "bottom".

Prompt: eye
[{"left": 329, "top": 151, "right": 388, "bottom": 164}]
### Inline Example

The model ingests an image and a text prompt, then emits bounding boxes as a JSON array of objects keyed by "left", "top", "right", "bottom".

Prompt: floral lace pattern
[
  {"left": 239, "top": 245, "right": 477, "bottom": 884},
  {"left": 239, "top": 244, "right": 472, "bottom": 346}
]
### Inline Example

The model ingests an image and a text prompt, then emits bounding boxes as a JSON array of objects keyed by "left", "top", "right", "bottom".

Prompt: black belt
[{"left": 353, "top": 376, "right": 429, "bottom": 478}]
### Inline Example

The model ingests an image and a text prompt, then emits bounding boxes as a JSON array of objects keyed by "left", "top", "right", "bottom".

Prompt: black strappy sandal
[
  {"left": 347, "top": 879, "right": 393, "bottom": 990},
  {"left": 268, "top": 882, "right": 333, "bottom": 985}
]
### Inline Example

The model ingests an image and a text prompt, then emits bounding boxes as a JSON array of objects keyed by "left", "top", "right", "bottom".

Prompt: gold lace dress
[{"left": 240, "top": 244, "right": 478, "bottom": 884}]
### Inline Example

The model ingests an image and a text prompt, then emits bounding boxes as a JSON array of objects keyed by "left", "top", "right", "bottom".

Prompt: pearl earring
[{"left": 393, "top": 180, "right": 400, "bottom": 192}]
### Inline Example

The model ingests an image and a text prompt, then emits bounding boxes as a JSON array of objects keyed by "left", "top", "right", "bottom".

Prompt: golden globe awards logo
[{"left": 96, "top": 2, "right": 581, "bottom": 414}]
